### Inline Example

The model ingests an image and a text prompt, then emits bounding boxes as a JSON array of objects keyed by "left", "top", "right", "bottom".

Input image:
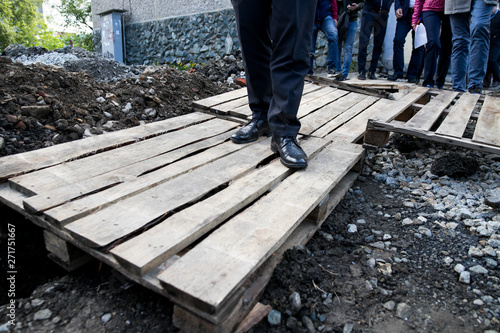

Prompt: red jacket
[{"left": 412, "top": 0, "right": 445, "bottom": 26}]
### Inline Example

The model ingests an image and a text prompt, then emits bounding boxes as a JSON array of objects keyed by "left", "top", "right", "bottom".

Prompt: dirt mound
[{"left": 0, "top": 48, "right": 242, "bottom": 157}]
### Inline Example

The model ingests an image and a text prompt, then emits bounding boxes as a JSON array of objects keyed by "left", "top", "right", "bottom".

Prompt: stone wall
[
  {"left": 92, "top": 5, "right": 403, "bottom": 72},
  {"left": 92, "top": 8, "right": 338, "bottom": 67}
]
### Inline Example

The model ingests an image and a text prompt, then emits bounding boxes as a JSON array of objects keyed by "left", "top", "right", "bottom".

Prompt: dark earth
[{"left": 0, "top": 46, "right": 499, "bottom": 333}]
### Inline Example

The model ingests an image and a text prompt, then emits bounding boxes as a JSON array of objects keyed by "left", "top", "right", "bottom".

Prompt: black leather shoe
[
  {"left": 368, "top": 71, "right": 377, "bottom": 80},
  {"left": 271, "top": 136, "right": 308, "bottom": 169},
  {"left": 388, "top": 73, "right": 402, "bottom": 81},
  {"left": 231, "top": 119, "right": 270, "bottom": 144},
  {"left": 357, "top": 73, "right": 366, "bottom": 80},
  {"left": 407, "top": 77, "right": 418, "bottom": 84}
]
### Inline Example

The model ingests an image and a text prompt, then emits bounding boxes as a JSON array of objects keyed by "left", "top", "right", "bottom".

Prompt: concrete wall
[{"left": 91, "top": 0, "right": 231, "bottom": 30}]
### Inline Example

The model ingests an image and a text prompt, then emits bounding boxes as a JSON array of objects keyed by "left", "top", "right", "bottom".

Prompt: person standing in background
[
  {"left": 412, "top": 0, "right": 451, "bottom": 89},
  {"left": 445, "top": 0, "right": 497, "bottom": 94},
  {"left": 336, "top": 0, "right": 365, "bottom": 81},
  {"left": 357, "top": 0, "right": 394, "bottom": 80},
  {"left": 485, "top": 4, "right": 500, "bottom": 89},
  {"left": 309, "top": 0, "right": 340, "bottom": 77},
  {"left": 230, "top": 0, "right": 316, "bottom": 169},
  {"left": 388, "top": 0, "right": 425, "bottom": 83}
]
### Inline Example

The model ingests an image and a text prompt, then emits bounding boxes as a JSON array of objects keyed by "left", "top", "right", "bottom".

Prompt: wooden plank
[
  {"left": 228, "top": 104, "right": 252, "bottom": 119},
  {"left": 404, "top": 90, "right": 459, "bottom": 130},
  {"left": 211, "top": 96, "right": 249, "bottom": 114},
  {"left": 63, "top": 139, "right": 276, "bottom": 248},
  {"left": 193, "top": 88, "right": 248, "bottom": 109},
  {"left": 297, "top": 88, "right": 348, "bottom": 118},
  {"left": 44, "top": 137, "right": 268, "bottom": 227},
  {"left": 366, "top": 119, "right": 500, "bottom": 155},
  {"left": 22, "top": 132, "right": 232, "bottom": 215},
  {"left": 0, "top": 112, "right": 214, "bottom": 181},
  {"left": 10, "top": 118, "right": 237, "bottom": 196},
  {"left": 473, "top": 95, "right": 500, "bottom": 146},
  {"left": 435, "top": 93, "right": 479, "bottom": 138},
  {"left": 330, "top": 86, "right": 429, "bottom": 143},
  {"left": 110, "top": 137, "right": 330, "bottom": 276},
  {"left": 303, "top": 94, "right": 377, "bottom": 137},
  {"left": 226, "top": 84, "right": 334, "bottom": 121},
  {"left": 157, "top": 142, "right": 364, "bottom": 315}
]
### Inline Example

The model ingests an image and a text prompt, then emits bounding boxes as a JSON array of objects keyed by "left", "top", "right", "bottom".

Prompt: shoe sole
[{"left": 270, "top": 143, "right": 308, "bottom": 169}]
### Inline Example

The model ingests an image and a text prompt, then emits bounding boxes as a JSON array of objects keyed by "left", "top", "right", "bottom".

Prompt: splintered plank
[
  {"left": 110, "top": 137, "right": 329, "bottom": 276},
  {"left": 331, "top": 86, "right": 429, "bottom": 143},
  {"left": 0, "top": 112, "right": 214, "bottom": 181},
  {"left": 27, "top": 135, "right": 242, "bottom": 221},
  {"left": 10, "top": 118, "right": 237, "bottom": 196},
  {"left": 63, "top": 139, "right": 275, "bottom": 248},
  {"left": 473, "top": 95, "right": 500, "bottom": 146},
  {"left": 297, "top": 88, "right": 347, "bottom": 118},
  {"left": 302, "top": 93, "right": 377, "bottom": 137},
  {"left": 404, "top": 90, "right": 459, "bottom": 130},
  {"left": 193, "top": 88, "right": 248, "bottom": 109},
  {"left": 157, "top": 141, "right": 364, "bottom": 315},
  {"left": 435, "top": 93, "right": 480, "bottom": 138}
]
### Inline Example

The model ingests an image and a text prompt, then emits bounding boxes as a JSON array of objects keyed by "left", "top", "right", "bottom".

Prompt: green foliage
[
  {"left": 0, "top": 0, "right": 47, "bottom": 51},
  {"left": 0, "top": 0, "right": 93, "bottom": 53},
  {"left": 58, "top": 0, "right": 92, "bottom": 32}
]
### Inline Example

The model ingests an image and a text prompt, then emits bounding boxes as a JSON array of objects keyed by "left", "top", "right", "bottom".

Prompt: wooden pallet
[
  {"left": 0, "top": 82, "right": 433, "bottom": 332},
  {"left": 364, "top": 91, "right": 500, "bottom": 154}
]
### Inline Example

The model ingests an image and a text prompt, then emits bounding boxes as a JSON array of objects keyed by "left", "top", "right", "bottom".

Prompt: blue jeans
[
  {"left": 310, "top": 15, "right": 339, "bottom": 72},
  {"left": 422, "top": 11, "right": 451, "bottom": 88},
  {"left": 449, "top": 0, "right": 494, "bottom": 91},
  {"left": 337, "top": 20, "right": 357, "bottom": 78}
]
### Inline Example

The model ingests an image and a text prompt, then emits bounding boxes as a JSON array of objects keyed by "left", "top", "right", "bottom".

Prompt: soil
[{"left": 0, "top": 47, "right": 499, "bottom": 333}]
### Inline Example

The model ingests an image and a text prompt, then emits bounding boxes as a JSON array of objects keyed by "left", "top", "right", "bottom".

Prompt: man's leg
[
  {"left": 341, "top": 21, "right": 358, "bottom": 78},
  {"left": 231, "top": 0, "right": 272, "bottom": 120},
  {"left": 468, "top": 0, "right": 494, "bottom": 90},
  {"left": 309, "top": 23, "right": 320, "bottom": 74},
  {"left": 450, "top": 12, "right": 471, "bottom": 92},
  {"left": 321, "top": 16, "right": 339, "bottom": 73},
  {"left": 368, "top": 12, "right": 389, "bottom": 75},
  {"left": 357, "top": 11, "right": 374, "bottom": 76},
  {"left": 268, "top": 0, "right": 316, "bottom": 169},
  {"left": 230, "top": 0, "right": 273, "bottom": 143},
  {"left": 391, "top": 19, "right": 411, "bottom": 79},
  {"left": 436, "top": 14, "right": 452, "bottom": 89},
  {"left": 489, "top": 37, "right": 500, "bottom": 85}
]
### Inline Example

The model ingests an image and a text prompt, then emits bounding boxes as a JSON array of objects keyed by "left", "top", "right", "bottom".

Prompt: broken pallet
[{"left": 0, "top": 82, "right": 433, "bottom": 332}]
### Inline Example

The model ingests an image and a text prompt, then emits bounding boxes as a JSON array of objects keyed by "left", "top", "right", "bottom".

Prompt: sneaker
[
  {"left": 407, "top": 77, "right": 418, "bottom": 84},
  {"left": 336, "top": 75, "right": 347, "bottom": 81},
  {"left": 490, "top": 81, "right": 500, "bottom": 89},
  {"left": 469, "top": 86, "right": 482, "bottom": 94},
  {"left": 368, "top": 71, "right": 377, "bottom": 80},
  {"left": 357, "top": 73, "right": 366, "bottom": 80}
]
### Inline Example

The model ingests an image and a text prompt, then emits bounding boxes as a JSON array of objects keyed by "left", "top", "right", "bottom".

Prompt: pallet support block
[{"left": 43, "top": 230, "right": 93, "bottom": 271}]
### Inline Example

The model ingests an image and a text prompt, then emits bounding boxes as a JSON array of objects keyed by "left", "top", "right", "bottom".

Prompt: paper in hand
[{"left": 414, "top": 23, "right": 427, "bottom": 49}]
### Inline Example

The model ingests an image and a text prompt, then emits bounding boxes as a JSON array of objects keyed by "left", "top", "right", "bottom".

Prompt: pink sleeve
[
  {"left": 412, "top": 0, "right": 424, "bottom": 26},
  {"left": 331, "top": 0, "right": 338, "bottom": 20}
]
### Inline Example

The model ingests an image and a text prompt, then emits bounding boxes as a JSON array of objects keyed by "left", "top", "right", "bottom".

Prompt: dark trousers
[
  {"left": 422, "top": 11, "right": 452, "bottom": 88},
  {"left": 486, "top": 37, "right": 500, "bottom": 83},
  {"left": 358, "top": 11, "right": 389, "bottom": 74},
  {"left": 231, "top": 0, "right": 316, "bottom": 137},
  {"left": 393, "top": 9, "right": 425, "bottom": 79}
]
